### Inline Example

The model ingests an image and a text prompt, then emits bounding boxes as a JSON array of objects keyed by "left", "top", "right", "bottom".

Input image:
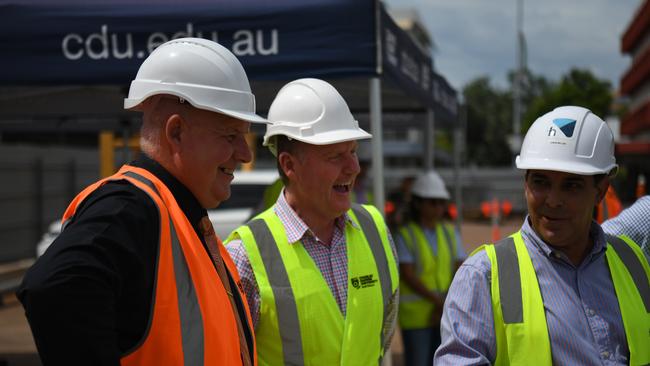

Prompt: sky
[{"left": 384, "top": 0, "right": 641, "bottom": 92}]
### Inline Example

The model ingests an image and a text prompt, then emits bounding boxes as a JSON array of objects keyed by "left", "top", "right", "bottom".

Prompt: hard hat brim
[
  {"left": 515, "top": 156, "right": 618, "bottom": 176},
  {"left": 264, "top": 127, "right": 371, "bottom": 146},
  {"left": 124, "top": 97, "right": 268, "bottom": 125},
  {"left": 412, "top": 191, "right": 450, "bottom": 200},
  {"left": 215, "top": 107, "right": 269, "bottom": 124}
]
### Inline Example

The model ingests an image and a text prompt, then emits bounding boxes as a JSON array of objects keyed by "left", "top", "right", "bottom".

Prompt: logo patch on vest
[{"left": 351, "top": 274, "right": 377, "bottom": 289}]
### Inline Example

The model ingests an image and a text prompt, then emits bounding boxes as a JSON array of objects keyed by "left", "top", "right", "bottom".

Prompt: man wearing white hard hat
[
  {"left": 396, "top": 170, "right": 465, "bottom": 366},
  {"left": 434, "top": 106, "right": 650, "bottom": 365},
  {"left": 226, "top": 78, "right": 399, "bottom": 365},
  {"left": 19, "top": 38, "right": 262, "bottom": 365}
]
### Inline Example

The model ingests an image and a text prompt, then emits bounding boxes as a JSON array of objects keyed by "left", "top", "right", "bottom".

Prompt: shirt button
[
  {"left": 587, "top": 309, "right": 595, "bottom": 316},
  {"left": 601, "top": 351, "right": 610, "bottom": 358}
]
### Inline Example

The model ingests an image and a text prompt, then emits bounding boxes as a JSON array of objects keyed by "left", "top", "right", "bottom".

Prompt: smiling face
[
  {"left": 525, "top": 169, "right": 608, "bottom": 255},
  {"left": 173, "top": 107, "right": 252, "bottom": 209},
  {"left": 281, "top": 140, "right": 360, "bottom": 222}
]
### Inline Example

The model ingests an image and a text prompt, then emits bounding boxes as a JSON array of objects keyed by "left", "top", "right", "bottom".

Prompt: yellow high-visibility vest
[
  {"left": 473, "top": 231, "right": 650, "bottom": 365},
  {"left": 228, "top": 204, "right": 398, "bottom": 366},
  {"left": 398, "top": 222, "right": 456, "bottom": 329}
]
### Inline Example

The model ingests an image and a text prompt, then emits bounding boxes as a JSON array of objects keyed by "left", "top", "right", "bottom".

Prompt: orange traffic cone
[{"left": 448, "top": 203, "right": 458, "bottom": 220}]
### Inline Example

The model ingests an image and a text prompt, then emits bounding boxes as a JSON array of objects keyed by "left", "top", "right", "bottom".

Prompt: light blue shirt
[
  {"left": 396, "top": 223, "right": 466, "bottom": 264},
  {"left": 602, "top": 195, "right": 650, "bottom": 260},
  {"left": 434, "top": 218, "right": 630, "bottom": 365}
]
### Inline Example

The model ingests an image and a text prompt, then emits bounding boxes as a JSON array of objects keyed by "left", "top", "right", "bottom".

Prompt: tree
[
  {"left": 523, "top": 68, "right": 612, "bottom": 131},
  {"left": 463, "top": 77, "right": 513, "bottom": 166},
  {"left": 461, "top": 68, "right": 613, "bottom": 166}
]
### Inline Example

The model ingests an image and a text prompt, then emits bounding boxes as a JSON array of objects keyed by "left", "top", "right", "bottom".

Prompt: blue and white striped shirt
[
  {"left": 434, "top": 218, "right": 630, "bottom": 365},
  {"left": 602, "top": 195, "right": 650, "bottom": 260}
]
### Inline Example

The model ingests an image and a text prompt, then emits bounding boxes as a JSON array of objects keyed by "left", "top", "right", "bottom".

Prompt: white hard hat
[
  {"left": 516, "top": 106, "right": 617, "bottom": 175},
  {"left": 263, "top": 78, "right": 371, "bottom": 155},
  {"left": 124, "top": 37, "right": 267, "bottom": 124},
  {"left": 411, "top": 171, "right": 450, "bottom": 200}
]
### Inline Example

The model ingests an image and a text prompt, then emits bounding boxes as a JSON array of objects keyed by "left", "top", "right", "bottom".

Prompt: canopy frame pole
[
  {"left": 425, "top": 109, "right": 435, "bottom": 170},
  {"left": 454, "top": 104, "right": 466, "bottom": 231},
  {"left": 369, "top": 77, "right": 385, "bottom": 216}
]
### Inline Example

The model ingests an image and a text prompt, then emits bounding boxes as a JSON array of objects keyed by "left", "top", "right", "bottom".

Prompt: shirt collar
[
  {"left": 273, "top": 188, "right": 358, "bottom": 244},
  {"left": 129, "top": 154, "right": 207, "bottom": 233},
  {"left": 520, "top": 215, "right": 607, "bottom": 263}
]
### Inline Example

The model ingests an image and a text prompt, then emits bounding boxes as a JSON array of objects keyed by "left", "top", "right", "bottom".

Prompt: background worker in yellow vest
[
  {"left": 434, "top": 106, "right": 650, "bottom": 365},
  {"left": 18, "top": 38, "right": 263, "bottom": 365},
  {"left": 396, "top": 170, "right": 465, "bottom": 366},
  {"left": 226, "top": 78, "right": 399, "bottom": 365}
]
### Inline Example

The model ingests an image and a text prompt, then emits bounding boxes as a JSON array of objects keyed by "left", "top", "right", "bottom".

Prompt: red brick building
[{"left": 620, "top": 0, "right": 650, "bottom": 201}]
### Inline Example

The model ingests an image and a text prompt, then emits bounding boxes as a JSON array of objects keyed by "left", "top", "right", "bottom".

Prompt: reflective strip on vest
[
  {"left": 170, "top": 216, "right": 204, "bottom": 364},
  {"left": 350, "top": 203, "right": 392, "bottom": 357},
  {"left": 606, "top": 234, "right": 650, "bottom": 312},
  {"left": 493, "top": 237, "right": 523, "bottom": 323},
  {"left": 247, "top": 218, "right": 304, "bottom": 366},
  {"left": 124, "top": 171, "right": 205, "bottom": 365}
]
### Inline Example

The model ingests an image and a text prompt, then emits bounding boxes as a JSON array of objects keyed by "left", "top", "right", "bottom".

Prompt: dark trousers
[{"left": 402, "top": 326, "right": 441, "bottom": 366}]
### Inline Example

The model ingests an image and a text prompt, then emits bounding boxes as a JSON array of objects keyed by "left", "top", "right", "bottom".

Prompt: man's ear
[
  {"left": 278, "top": 152, "right": 297, "bottom": 182},
  {"left": 164, "top": 114, "right": 185, "bottom": 153},
  {"left": 595, "top": 176, "right": 610, "bottom": 204},
  {"left": 523, "top": 171, "right": 531, "bottom": 198}
]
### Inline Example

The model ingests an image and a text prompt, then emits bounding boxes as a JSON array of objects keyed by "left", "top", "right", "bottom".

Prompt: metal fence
[{"left": 0, "top": 145, "right": 99, "bottom": 263}]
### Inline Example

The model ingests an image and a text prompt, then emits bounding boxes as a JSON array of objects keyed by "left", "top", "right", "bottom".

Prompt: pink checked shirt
[{"left": 226, "top": 189, "right": 398, "bottom": 350}]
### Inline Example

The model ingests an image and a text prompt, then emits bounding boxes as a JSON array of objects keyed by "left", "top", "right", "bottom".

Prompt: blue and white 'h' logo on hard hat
[{"left": 549, "top": 118, "right": 576, "bottom": 137}]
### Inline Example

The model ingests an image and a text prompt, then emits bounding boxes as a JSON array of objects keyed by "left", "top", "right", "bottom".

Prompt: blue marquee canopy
[{"left": 0, "top": 0, "right": 457, "bottom": 120}]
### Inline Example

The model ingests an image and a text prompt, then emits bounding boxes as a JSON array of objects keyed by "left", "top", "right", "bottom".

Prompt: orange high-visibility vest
[{"left": 62, "top": 165, "right": 256, "bottom": 366}]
